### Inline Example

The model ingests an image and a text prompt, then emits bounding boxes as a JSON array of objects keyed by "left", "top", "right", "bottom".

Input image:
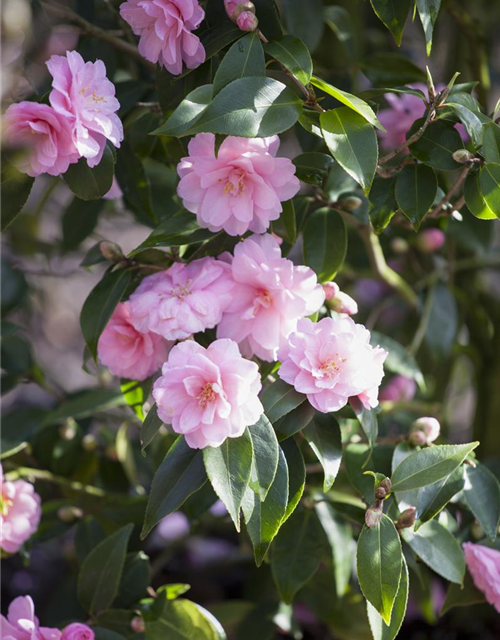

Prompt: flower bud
[
  {"left": 379, "top": 375, "right": 416, "bottom": 403},
  {"left": 390, "top": 237, "right": 409, "bottom": 255},
  {"left": 130, "top": 617, "right": 145, "bottom": 634},
  {"left": 365, "top": 504, "right": 383, "bottom": 528},
  {"left": 329, "top": 291, "right": 358, "bottom": 316},
  {"left": 339, "top": 196, "right": 362, "bottom": 211},
  {"left": 322, "top": 281, "right": 340, "bottom": 301},
  {"left": 374, "top": 478, "right": 392, "bottom": 500},
  {"left": 59, "top": 420, "right": 77, "bottom": 441},
  {"left": 415, "top": 228, "right": 445, "bottom": 253},
  {"left": 452, "top": 149, "right": 475, "bottom": 164},
  {"left": 397, "top": 507, "right": 416, "bottom": 529},
  {"left": 224, "top": 0, "right": 255, "bottom": 21},
  {"left": 408, "top": 429, "right": 427, "bottom": 447},
  {"left": 236, "top": 10, "right": 258, "bottom": 31},
  {"left": 99, "top": 241, "right": 124, "bottom": 262},
  {"left": 82, "top": 434, "right": 98, "bottom": 452},
  {"left": 57, "top": 506, "right": 84, "bottom": 523},
  {"left": 410, "top": 416, "right": 440, "bottom": 446}
]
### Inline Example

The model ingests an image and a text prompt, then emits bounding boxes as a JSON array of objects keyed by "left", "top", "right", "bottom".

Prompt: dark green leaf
[
  {"left": 324, "top": 6, "right": 356, "bottom": 59},
  {"left": 1, "top": 162, "right": 34, "bottom": 231},
  {"left": 202, "top": 23, "right": 243, "bottom": 60},
  {"left": 369, "top": 0, "right": 413, "bottom": 45},
  {"left": 312, "top": 77, "right": 383, "bottom": 129},
  {"left": 357, "top": 514, "right": 402, "bottom": 624},
  {"left": 292, "top": 152, "right": 334, "bottom": 187},
  {"left": 41, "top": 388, "right": 127, "bottom": 425},
  {"left": 270, "top": 199, "right": 296, "bottom": 244},
  {"left": 350, "top": 396, "right": 378, "bottom": 448},
  {"left": 416, "top": 0, "right": 442, "bottom": 55},
  {"left": 416, "top": 466, "right": 464, "bottom": 525},
  {"left": 281, "top": 438, "right": 306, "bottom": 521},
  {"left": 154, "top": 84, "right": 213, "bottom": 136},
  {"left": 463, "top": 463, "right": 500, "bottom": 541},
  {"left": 213, "top": 32, "right": 265, "bottom": 96},
  {"left": 344, "top": 444, "right": 394, "bottom": 504},
  {"left": 482, "top": 122, "right": 500, "bottom": 163},
  {"left": 142, "top": 437, "right": 206, "bottom": 538},
  {"left": 261, "top": 379, "right": 306, "bottom": 424},
  {"left": 264, "top": 35, "right": 312, "bottom": 86},
  {"left": 1, "top": 407, "right": 46, "bottom": 459},
  {"left": 367, "top": 556, "right": 409, "bottom": 640},
  {"left": 141, "top": 404, "right": 163, "bottom": 454},
  {"left": 409, "top": 119, "right": 463, "bottom": 171},
  {"left": 282, "top": 0, "right": 323, "bottom": 52},
  {"left": 423, "top": 284, "right": 458, "bottom": 358},
  {"left": 395, "top": 164, "right": 438, "bottom": 231},
  {"left": 445, "top": 103, "right": 484, "bottom": 147},
  {"left": 114, "top": 551, "right": 151, "bottom": 608},
  {"left": 361, "top": 54, "right": 426, "bottom": 87},
  {"left": 248, "top": 415, "right": 280, "bottom": 501},
  {"left": 303, "top": 207, "right": 347, "bottom": 282},
  {"left": 115, "top": 143, "right": 155, "bottom": 222},
  {"left": 371, "top": 331, "right": 425, "bottom": 388},
  {"left": 78, "top": 524, "right": 133, "bottom": 616},
  {"left": 369, "top": 176, "right": 397, "bottom": 234},
  {"left": 303, "top": 414, "right": 342, "bottom": 491},
  {"left": 274, "top": 401, "right": 316, "bottom": 441},
  {"left": 62, "top": 198, "right": 103, "bottom": 251},
  {"left": 64, "top": 144, "right": 115, "bottom": 201},
  {"left": 315, "top": 501, "right": 353, "bottom": 596},
  {"left": 129, "top": 210, "right": 212, "bottom": 255},
  {"left": 464, "top": 171, "right": 498, "bottom": 220},
  {"left": 145, "top": 597, "right": 222, "bottom": 640},
  {"left": 440, "top": 571, "right": 485, "bottom": 615},
  {"left": 479, "top": 163, "right": 500, "bottom": 216}
]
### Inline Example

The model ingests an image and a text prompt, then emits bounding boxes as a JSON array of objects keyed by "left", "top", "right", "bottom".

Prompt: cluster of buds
[
  {"left": 323, "top": 281, "right": 358, "bottom": 316},
  {"left": 365, "top": 478, "right": 392, "bottom": 528},
  {"left": 408, "top": 416, "right": 441, "bottom": 447},
  {"left": 224, "top": 0, "right": 259, "bottom": 32}
]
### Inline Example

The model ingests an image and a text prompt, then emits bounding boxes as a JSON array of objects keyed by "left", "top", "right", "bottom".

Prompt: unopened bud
[
  {"left": 339, "top": 196, "right": 362, "bottom": 211},
  {"left": 99, "top": 241, "right": 124, "bottom": 262},
  {"left": 365, "top": 504, "right": 383, "bottom": 528},
  {"left": 130, "top": 617, "right": 145, "bottom": 634},
  {"left": 59, "top": 420, "right": 77, "bottom": 441},
  {"left": 408, "top": 429, "right": 427, "bottom": 447},
  {"left": 379, "top": 375, "right": 417, "bottom": 403},
  {"left": 390, "top": 238, "right": 409, "bottom": 255},
  {"left": 82, "top": 434, "right": 98, "bottom": 452},
  {"left": 374, "top": 478, "right": 392, "bottom": 500},
  {"left": 323, "top": 281, "right": 340, "bottom": 301},
  {"left": 224, "top": 0, "right": 255, "bottom": 20},
  {"left": 415, "top": 228, "right": 445, "bottom": 253},
  {"left": 409, "top": 417, "right": 440, "bottom": 446},
  {"left": 236, "top": 11, "right": 258, "bottom": 31},
  {"left": 397, "top": 507, "right": 416, "bottom": 529},
  {"left": 452, "top": 149, "right": 475, "bottom": 164},
  {"left": 57, "top": 506, "right": 83, "bottom": 522},
  {"left": 328, "top": 291, "right": 358, "bottom": 316}
]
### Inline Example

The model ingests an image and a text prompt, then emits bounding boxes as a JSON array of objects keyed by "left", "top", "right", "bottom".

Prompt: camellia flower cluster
[
  {"left": 3, "top": 51, "right": 123, "bottom": 177},
  {"left": 0, "top": 464, "right": 41, "bottom": 555}
]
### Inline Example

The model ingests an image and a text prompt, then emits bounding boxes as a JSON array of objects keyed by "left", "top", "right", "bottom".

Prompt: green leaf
[
  {"left": 140, "top": 404, "right": 163, "bottom": 453},
  {"left": 281, "top": 438, "right": 306, "bottom": 521},
  {"left": 78, "top": 524, "right": 133, "bottom": 616},
  {"left": 445, "top": 102, "right": 484, "bottom": 147},
  {"left": 120, "top": 378, "right": 151, "bottom": 421},
  {"left": 292, "top": 152, "right": 334, "bottom": 188},
  {"left": 371, "top": 331, "right": 425, "bottom": 389},
  {"left": 187, "top": 77, "right": 302, "bottom": 138},
  {"left": 62, "top": 198, "right": 104, "bottom": 251},
  {"left": 242, "top": 447, "right": 289, "bottom": 566},
  {"left": 270, "top": 199, "right": 297, "bottom": 244},
  {"left": 41, "top": 388, "right": 127, "bottom": 426},
  {"left": 271, "top": 506, "right": 325, "bottom": 603},
  {"left": 315, "top": 502, "right": 353, "bottom": 596},
  {"left": 129, "top": 210, "right": 212, "bottom": 255},
  {"left": 482, "top": 122, "right": 500, "bottom": 163},
  {"left": 303, "top": 414, "right": 342, "bottom": 491},
  {"left": 1, "top": 162, "right": 34, "bottom": 231},
  {"left": 321, "top": 108, "right": 379, "bottom": 193},
  {"left": 416, "top": 0, "right": 442, "bottom": 55},
  {"left": 248, "top": 415, "right": 280, "bottom": 501},
  {"left": 344, "top": 444, "right": 394, "bottom": 504},
  {"left": 408, "top": 119, "right": 463, "bottom": 171},
  {"left": 463, "top": 463, "right": 500, "bottom": 541},
  {"left": 479, "top": 163, "right": 500, "bottom": 216},
  {"left": 369, "top": 176, "right": 397, "bottom": 234},
  {"left": 64, "top": 144, "right": 115, "bottom": 201},
  {"left": 440, "top": 571, "right": 485, "bottom": 615},
  {"left": 464, "top": 171, "right": 498, "bottom": 220},
  {"left": 401, "top": 520, "right": 465, "bottom": 584},
  {"left": 264, "top": 35, "right": 313, "bottom": 86},
  {"left": 367, "top": 556, "right": 409, "bottom": 640},
  {"left": 261, "top": 379, "right": 306, "bottom": 424},
  {"left": 203, "top": 430, "right": 254, "bottom": 531},
  {"left": 80, "top": 268, "right": 132, "bottom": 360},
  {"left": 416, "top": 466, "right": 464, "bottom": 525},
  {"left": 423, "top": 284, "right": 458, "bottom": 358},
  {"left": 395, "top": 164, "right": 438, "bottom": 231},
  {"left": 114, "top": 551, "right": 151, "bottom": 608},
  {"left": 154, "top": 85, "right": 213, "bottom": 137},
  {"left": 303, "top": 206, "right": 347, "bottom": 282},
  {"left": 324, "top": 5, "right": 357, "bottom": 59},
  {"left": 350, "top": 397, "right": 378, "bottom": 448},
  {"left": 142, "top": 437, "right": 207, "bottom": 538},
  {"left": 115, "top": 143, "right": 155, "bottom": 222},
  {"left": 369, "top": 0, "right": 413, "bottom": 46},
  {"left": 145, "top": 598, "right": 222, "bottom": 640},
  {"left": 392, "top": 441, "right": 419, "bottom": 511},
  {"left": 282, "top": 0, "right": 323, "bottom": 52},
  {"left": 361, "top": 54, "right": 426, "bottom": 87},
  {"left": 1, "top": 407, "right": 46, "bottom": 460},
  {"left": 213, "top": 32, "right": 265, "bottom": 96},
  {"left": 274, "top": 401, "right": 316, "bottom": 441},
  {"left": 391, "top": 442, "right": 478, "bottom": 492},
  {"left": 356, "top": 514, "right": 402, "bottom": 624}
]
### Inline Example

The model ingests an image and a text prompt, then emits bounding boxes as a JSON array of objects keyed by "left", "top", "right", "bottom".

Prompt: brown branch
[
  {"left": 428, "top": 164, "right": 471, "bottom": 218},
  {"left": 379, "top": 102, "right": 437, "bottom": 166}
]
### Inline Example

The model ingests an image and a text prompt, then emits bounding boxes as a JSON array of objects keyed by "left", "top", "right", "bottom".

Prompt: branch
[
  {"left": 40, "top": 0, "right": 155, "bottom": 71},
  {"left": 428, "top": 164, "right": 472, "bottom": 218},
  {"left": 5, "top": 467, "right": 108, "bottom": 497}
]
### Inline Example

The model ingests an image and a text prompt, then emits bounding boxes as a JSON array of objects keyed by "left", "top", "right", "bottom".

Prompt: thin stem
[
  {"left": 428, "top": 164, "right": 472, "bottom": 218},
  {"left": 5, "top": 467, "right": 108, "bottom": 498}
]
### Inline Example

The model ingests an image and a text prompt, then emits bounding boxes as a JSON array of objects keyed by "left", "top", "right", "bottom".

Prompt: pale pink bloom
[
  {"left": 103, "top": 177, "right": 123, "bottom": 200},
  {"left": 0, "top": 465, "right": 41, "bottom": 555},
  {"left": 236, "top": 11, "right": 258, "bottom": 31},
  {"left": 0, "top": 596, "right": 61, "bottom": 640},
  {"left": 62, "top": 624, "right": 94, "bottom": 640},
  {"left": 415, "top": 228, "right": 446, "bottom": 253},
  {"left": 47, "top": 51, "right": 123, "bottom": 167},
  {"left": 278, "top": 316, "right": 387, "bottom": 413},
  {"left": 128, "top": 257, "right": 234, "bottom": 341},
  {"left": 463, "top": 542, "right": 500, "bottom": 613},
  {"left": 97, "top": 302, "right": 170, "bottom": 381},
  {"left": 120, "top": 0, "right": 205, "bottom": 76},
  {"left": 379, "top": 375, "right": 417, "bottom": 403},
  {"left": 177, "top": 134, "right": 300, "bottom": 236},
  {"left": 216, "top": 234, "right": 324, "bottom": 362},
  {"left": 153, "top": 339, "right": 263, "bottom": 449},
  {"left": 3, "top": 102, "right": 79, "bottom": 177}
]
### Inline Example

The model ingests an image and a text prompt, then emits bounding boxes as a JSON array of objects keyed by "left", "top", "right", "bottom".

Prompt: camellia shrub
[{"left": 2, "top": 1, "right": 500, "bottom": 639}]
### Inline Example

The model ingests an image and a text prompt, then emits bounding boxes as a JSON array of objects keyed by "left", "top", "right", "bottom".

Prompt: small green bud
[
  {"left": 338, "top": 196, "right": 363, "bottom": 211},
  {"left": 99, "top": 241, "right": 124, "bottom": 262},
  {"left": 452, "top": 149, "right": 475, "bottom": 164}
]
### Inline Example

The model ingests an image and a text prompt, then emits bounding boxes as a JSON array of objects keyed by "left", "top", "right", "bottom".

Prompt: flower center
[
  {"left": 171, "top": 281, "right": 192, "bottom": 300},
  {"left": 198, "top": 383, "right": 217, "bottom": 408},
  {"left": 320, "top": 356, "right": 346, "bottom": 378},
  {"left": 252, "top": 290, "right": 272, "bottom": 316},
  {"left": 0, "top": 494, "right": 13, "bottom": 517},
  {"left": 222, "top": 169, "right": 246, "bottom": 196}
]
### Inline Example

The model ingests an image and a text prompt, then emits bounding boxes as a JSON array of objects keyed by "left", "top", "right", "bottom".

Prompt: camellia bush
[{"left": 2, "top": 1, "right": 500, "bottom": 639}]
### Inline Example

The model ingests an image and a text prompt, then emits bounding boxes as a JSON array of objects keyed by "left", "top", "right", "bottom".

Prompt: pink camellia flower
[
  {"left": 128, "top": 257, "right": 234, "bottom": 341},
  {"left": 379, "top": 375, "right": 417, "bottom": 403},
  {"left": 415, "top": 228, "right": 446, "bottom": 253},
  {"left": 216, "top": 234, "right": 324, "bottom": 362},
  {"left": 463, "top": 543, "right": 500, "bottom": 613},
  {"left": 3, "top": 102, "right": 79, "bottom": 177},
  {"left": 177, "top": 134, "right": 300, "bottom": 236},
  {"left": 62, "top": 624, "right": 94, "bottom": 640},
  {"left": 120, "top": 0, "right": 206, "bottom": 76},
  {"left": 278, "top": 316, "right": 388, "bottom": 413},
  {"left": 0, "top": 596, "right": 61, "bottom": 640},
  {"left": 47, "top": 50, "right": 123, "bottom": 168},
  {"left": 97, "top": 302, "right": 170, "bottom": 381},
  {"left": 153, "top": 339, "right": 263, "bottom": 449},
  {"left": 1, "top": 465, "right": 41, "bottom": 555}
]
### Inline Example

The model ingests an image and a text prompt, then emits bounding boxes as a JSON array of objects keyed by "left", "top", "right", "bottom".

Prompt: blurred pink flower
[
  {"left": 3, "top": 102, "right": 79, "bottom": 177},
  {"left": 278, "top": 316, "right": 387, "bottom": 413},
  {"left": 0, "top": 596, "right": 61, "bottom": 640},
  {"left": 44, "top": 26, "right": 79, "bottom": 60},
  {"left": 156, "top": 512, "right": 190, "bottom": 543},
  {"left": 463, "top": 542, "right": 500, "bottom": 613},
  {"left": 120, "top": 0, "right": 205, "bottom": 75},
  {"left": 177, "top": 134, "right": 300, "bottom": 236},
  {"left": 216, "top": 234, "right": 324, "bottom": 361},
  {"left": 153, "top": 339, "right": 263, "bottom": 448},
  {"left": 379, "top": 375, "right": 416, "bottom": 403},
  {"left": 47, "top": 51, "right": 123, "bottom": 167},
  {"left": 62, "top": 624, "right": 94, "bottom": 640},
  {"left": 103, "top": 177, "right": 123, "bottom": 200},
  {"left": 1, "top": 465, "right": 41, "bottom": 555},
  {"left": 97, "top": 302, "right": 170, "bottom": 381},
  {"left": 415, "top": 228, "right": 446, "bottom": 253}
]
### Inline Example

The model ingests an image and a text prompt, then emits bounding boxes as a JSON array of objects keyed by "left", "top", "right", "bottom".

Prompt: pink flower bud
[
  {"left": 408, "top": 429, "right": 427, "bottom": 447},
  {"left": 374, "top": 478, "right": 392, "bottom": 500},
  {"left": 329, "top": 291, "right": 358, "bottom": 316},
  {"left": 379, "top": 375, "right": 417, "bottom": 403},
  {"left": 130, "top": 617, "right": 145, "bottom": 634},
  {"left": 323, "top": 281, "right": 340, "bottom": 301},
  {"left": 365, "top": 504, "right": 383, "bottom": 528},
  {"left": 236, "top": 11, "right": 258, "bottom": 31},
  {"left": 397, "top": 507, "right": 416, "bottom": 529},
  {"left": 62, "top": 623, "right": 95, "bottom": 640},
  {"left": 415, "top": 228, "right": 446, "bottom": 253},
  {"left": 224, "top": 0, "right": 255, "bottom": 21},
  {"left": 410, "top": 416, "right": 440, "bottom": 445}
]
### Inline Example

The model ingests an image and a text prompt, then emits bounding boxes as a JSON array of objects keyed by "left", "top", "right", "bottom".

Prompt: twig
[
  {"left": 428, "top": 165, "right": 472, "bottom": 218},
  {"left": 5, "top": 467, "right": 108, "bottom": 498}
]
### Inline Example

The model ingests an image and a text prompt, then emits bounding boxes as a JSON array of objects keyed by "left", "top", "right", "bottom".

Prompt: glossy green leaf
[
  {"left": 1, "top": 162, "right": 34, "bottom": 231},
  {"left": 416, "top": 466, "right": 464, "bottom": 525},
  {"left": 324, "top": 5, "right": 356, "bottom": 59},
  {"left": 315, "top": 501, "right": 353, "bottom": 596},
  {"left": 361, "top": 54, "right": 426, "bottom": 87},
  {"left": 440, "top": 571, "right": 485, "bottom": 615},
  {"left": 369, "top": 176, "right": 397, "bottom": 234},
  {"left": 129, "top": 211, "right": 212, "bottom": 255},
  {"left": 423, "top": 284, "right": 458, "bottom": 358},
  {"left": 350, "top": 396, "right": 378, "bottom": 448},
  {"left": 303, "top": 414, "right": 342, "bottom": 491},
  {"left": 203, "top": 430, "right": 254, "bottom": 531},
  {"left": 282, "top": 0, "right": 323, "bottom": 51},
  {"left": 409, "top": 119, "right": 463, "bottom": 171},
  {"left": 154, "top": 85, "right": 213, "bottom": 136},
  {"left": 274, "top": 401, "right": 316, "bottom": 441},
  {"left": 357, "top": 514, "right": 402, "bottom": 624},
  {"left": 248, "top": 415, "right": 280, "bottom": 501},
  {"left": 464, "top": 172, "right": 498, "bottom": 220},
  {"left": 321, "top": 108, "right": 378, "bottom": 193},
  {"left": 367, "top": 556, "right": 409, "bottom": 640},
  {"left": 391, "top": 441, "right": 419, "bottom": 511},
  {"left": 281, "top": 438, "right": 306, "bottom": 521},
  {"left": 416, "top": 0, "right": 442, "bottom": 55},
  {"left": 213, "top": 32, "right": 265, "bottom": 96},
  {"left": 140, "top": 404, "right": 163, "bottom": 453},
  {"left": 445, "top": 103, "right": 483, "bottom": 147},
  {"left": 391, "top": 442, "right": 478, "bottom": 492},
  {"left": 78, "top": 524, "right": 133, "bottom": 615},
  {"left": 114, "top": 551, "right": 151, "bottom": 608},
  {"left": 401, "top": 519, "right": 465, "bottom": 584},
  {"left": 369, "top": 0, "right": 413, "bottom": 46},
  {"left": 142, "top": 437, "right": 207, "bottom": 538},
  {"left": 64, "top": 144, "right": 115, "bottom": 201},
  {"left": 271, "top": 199, "right": 297, "bottom": 244},
  {"left": 264, "top": 35, "right": 312, "bottom": 86},
  {"left": 303, "top": 207, "right": 347, "bottom": 282},
  {"left": 482, "top": 122, "right": 500, "bottom": 163},
  {"left": 479, "top": 163, "right": 500, "bottom": 216},
  {"left": 463, "top": 463, "right": 500, "bottom": 541},
  {"left": 395, "top": 164, "right": 438, "bottom": 231},
  {"left": 292, "top": 152, "right": 334, "bottom": 187},
  {"left": 371, "top": 331, "right": 425, "bottom": 389},
  {"left": 41, "top": 388, "right": 127, "bottom": 426},
  {"left": 344, "top": 444, "right": 394, "bottom": 504},
  {"left": 261, "top": 379, "right": 306, "bottom": 424},
  {"left": 120, "top": 378, "right": 151, "bottom": 421},
  {"left": 145, "top": 597, "right": 222, "bottom": 640}
]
